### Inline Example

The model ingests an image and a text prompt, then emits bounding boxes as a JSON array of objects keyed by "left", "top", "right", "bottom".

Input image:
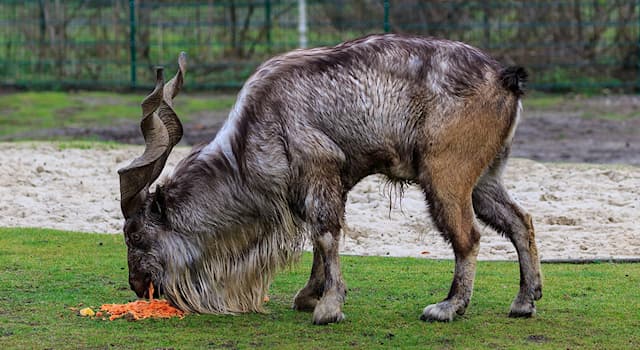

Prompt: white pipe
[{"left": 298, "top": 0, "right": 307, "bottom": 48}]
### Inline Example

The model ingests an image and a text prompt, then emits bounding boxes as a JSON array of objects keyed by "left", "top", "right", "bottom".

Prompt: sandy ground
[{"left": 0, "top": 142, "right": 638, "bottom": 261}]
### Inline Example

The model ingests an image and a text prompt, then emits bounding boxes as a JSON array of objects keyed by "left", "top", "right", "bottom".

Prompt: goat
[{"left": 118, "top": 34, "right": 542, "bottom": 325}]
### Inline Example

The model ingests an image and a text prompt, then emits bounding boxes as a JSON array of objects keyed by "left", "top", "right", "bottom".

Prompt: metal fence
[{"left": 1, "top": 0, "right": 639, "bottom": 91}]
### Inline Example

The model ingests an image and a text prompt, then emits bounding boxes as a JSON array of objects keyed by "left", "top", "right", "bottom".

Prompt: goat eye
[{"left": 131, "top": 233, "right": 142, "bottom": 244}]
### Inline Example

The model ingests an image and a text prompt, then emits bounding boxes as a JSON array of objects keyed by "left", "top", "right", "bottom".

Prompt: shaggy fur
[{"left": 119, "top": 34, "right": 542, "bottom": 324}]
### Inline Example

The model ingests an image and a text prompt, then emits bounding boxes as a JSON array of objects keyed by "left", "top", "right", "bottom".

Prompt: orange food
[{"left": 100, "top": 282, "right": 185, "bottom": 321}]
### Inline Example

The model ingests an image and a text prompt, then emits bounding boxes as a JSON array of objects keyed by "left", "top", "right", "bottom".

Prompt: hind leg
[
  {"left": 473, "top": 163, "right": 543, "bottom": 317},
  {"left": 420, "top": 178, "right": 481, "bottom": 322}
]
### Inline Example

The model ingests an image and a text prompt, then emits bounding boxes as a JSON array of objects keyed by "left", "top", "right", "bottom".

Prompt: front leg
[
  {"left": 311, "top": 230, "right": 347, "bottom": 325},
  {"left": 293, "top": 247, "right": 325, "bottom": 312},
  {"left": 292, "top": 169, "right": 348, "bottom": 325}
]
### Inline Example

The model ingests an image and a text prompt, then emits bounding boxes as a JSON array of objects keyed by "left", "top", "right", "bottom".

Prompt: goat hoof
[
  {"left": 312, "top": 310, "right": 345, "bottom": 325},
  {"left": 292, "top": 287, "right": 322, "bottom": 312},
  {"left": 293, "top": 288, "right": 321, "bottom": 312},
  {"left": 312, "top": 302, "right": 345, "bottom": 325},
  {"left": 509, "top": 299, "right": 536, "bottom": 318},
  {"left": 292, "top": 297, "right": 318, "bottom": 312},
  {"left": 420, "top": 302, "right": 457, "bottom": 322}
]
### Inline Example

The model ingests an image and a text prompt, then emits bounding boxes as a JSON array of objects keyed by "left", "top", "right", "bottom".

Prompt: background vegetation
[{"left": 1, "top": 0, "right": 638, "bottom": 91}]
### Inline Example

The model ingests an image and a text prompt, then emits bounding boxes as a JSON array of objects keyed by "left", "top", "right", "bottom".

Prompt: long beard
[{"left": 159, "top": 216, "right": 305, "bottom": 314}]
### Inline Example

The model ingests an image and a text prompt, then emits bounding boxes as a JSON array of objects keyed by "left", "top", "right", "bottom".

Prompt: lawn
[
  {"left": 0, "top": 91, "right": 236, "bottom": 139},
  {"left": 0, "top": 228, "right": 638, "bottom": 349}
]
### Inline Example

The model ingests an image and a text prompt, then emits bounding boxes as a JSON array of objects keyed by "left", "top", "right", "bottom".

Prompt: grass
[
  {"left": 0, "top": 91, "right": 236, "bottom": 139},
  {"left": 54, "top": 140, "right": 124, "bottom": 150},
  {"left": 581, "top": 111, "right": 635, "bottom": 121},
  {"left": 0, "top": 228, "right": 638, "bottom": 349},
  {"left": 523, "top": 92, "right": 640, "bottom": 120},
  {"left": 523, "top": 93, "right": 565, "bottom": 109}
]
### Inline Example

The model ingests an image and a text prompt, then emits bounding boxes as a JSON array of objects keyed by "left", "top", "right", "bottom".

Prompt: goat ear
[{"left": 151, "top": 186, "right": 167, "bottom": 220}]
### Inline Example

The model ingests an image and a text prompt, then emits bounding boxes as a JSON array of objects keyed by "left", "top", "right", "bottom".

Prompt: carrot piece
[
  {"left": 100, "top": 299, "right": 185, "bottom": 321},
  {"left": 99, "top": 282, "right": 185, "bottom": 321}
]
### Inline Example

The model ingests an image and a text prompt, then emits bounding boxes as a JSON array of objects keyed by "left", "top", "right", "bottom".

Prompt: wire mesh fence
[{"left": 1, "top": 0, "right": 639, "bottom": 91}]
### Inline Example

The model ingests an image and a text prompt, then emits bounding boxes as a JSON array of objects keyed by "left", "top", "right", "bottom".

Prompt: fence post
[
  {"left": 129, "top": 0, "right": 137, "bottom": 89},
  {"left": 265, "top": 0, "right": 272, "bottom": 52},
  {"left": 298, "top": 0, "right": 307, "bottom": 48},
  {"left": 482, "top": 2, "right": 490, "bottom": 49},
  {"left": 383, "top": 0, "right": 390, "bottom": 33},
  {"left": 637, "top": 0, "right": 640, "bottom": 91}
]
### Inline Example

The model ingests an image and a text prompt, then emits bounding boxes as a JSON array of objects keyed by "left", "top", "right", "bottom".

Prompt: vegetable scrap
[
  {"left": 78, "top": 307, "right": 95, "bottom": 317},
  {"left": 99, "top": 282, "right": 185, "bottom": 321},
  {"left": 100, "top": 299, "right": 185, "bottom": 321}
]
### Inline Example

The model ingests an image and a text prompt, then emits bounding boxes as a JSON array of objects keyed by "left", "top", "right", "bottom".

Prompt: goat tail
[{"left": 499, "top": 66, "right": 528, "bottom": 97}]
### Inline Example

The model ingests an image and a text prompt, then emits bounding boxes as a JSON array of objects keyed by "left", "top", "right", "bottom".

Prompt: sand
[{"left": 0, "top": 142, "right": 638, "bottom": 261}]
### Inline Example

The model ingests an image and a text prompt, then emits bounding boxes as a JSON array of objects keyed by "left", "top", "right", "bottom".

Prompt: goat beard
[{"left": 158, "top": 220, "right": 305, "bottom": 314}]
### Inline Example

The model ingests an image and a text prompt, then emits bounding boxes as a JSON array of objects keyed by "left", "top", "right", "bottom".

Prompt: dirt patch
[
  {"left": 510, "top": 94, "right": 640, "bottom": 166},
  {"left": 526, "top": 335, "right": 549, "bottom": 343},
  {"left": 512, "top": 110, "right": 640, "bottom": 165}
]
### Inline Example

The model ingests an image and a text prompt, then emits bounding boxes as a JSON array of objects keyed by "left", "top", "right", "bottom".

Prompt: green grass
[
  {"left": 0, "top": 140, "right": 125, "bottom": 152},
  {"left": 581, "top": 111, "right": 635, "bottom": 121},
  {"left": 0, "top": 91, "right": 236, "bottom": 139},
  {"left": 53, "top": 140, "right": 124, "bottom": 150},
  {"left": 523, "top": 93, "right": 565, "bottom": 109},
  {"left": 524, "top": 93, "right": 640, "bottom": 120},
  {"left": 1, "top": 228, "right": 638, "bottom": 349}
]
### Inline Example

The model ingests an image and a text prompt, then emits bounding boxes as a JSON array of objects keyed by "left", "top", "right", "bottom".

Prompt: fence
[{"left": 1, "top": 0, "right": 639, "bottom": 92}]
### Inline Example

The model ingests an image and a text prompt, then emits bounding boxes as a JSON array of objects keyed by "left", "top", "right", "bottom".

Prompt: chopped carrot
[
  {"left": 100, "top": 299, "right": 185, "bottom": 321},
  {"left": 100, "top": 282, "right": 185, "bottom": 321}
]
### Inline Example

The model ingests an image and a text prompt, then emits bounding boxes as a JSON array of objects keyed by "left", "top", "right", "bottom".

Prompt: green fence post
[
  {"left": 129, "top": 0, "right": 137, "bottom": 89},
  {"left": 265, "top": 0, "right": 272, "bottom": 52},
  {"left": 637, "top": 0, "right": 640, "bottom": 91},
  {"left": 482, "top": 2, "right": 490, "bottom": 49},
  {"left": 383, "top": 0, "right": 390, "bottom": 33}
]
